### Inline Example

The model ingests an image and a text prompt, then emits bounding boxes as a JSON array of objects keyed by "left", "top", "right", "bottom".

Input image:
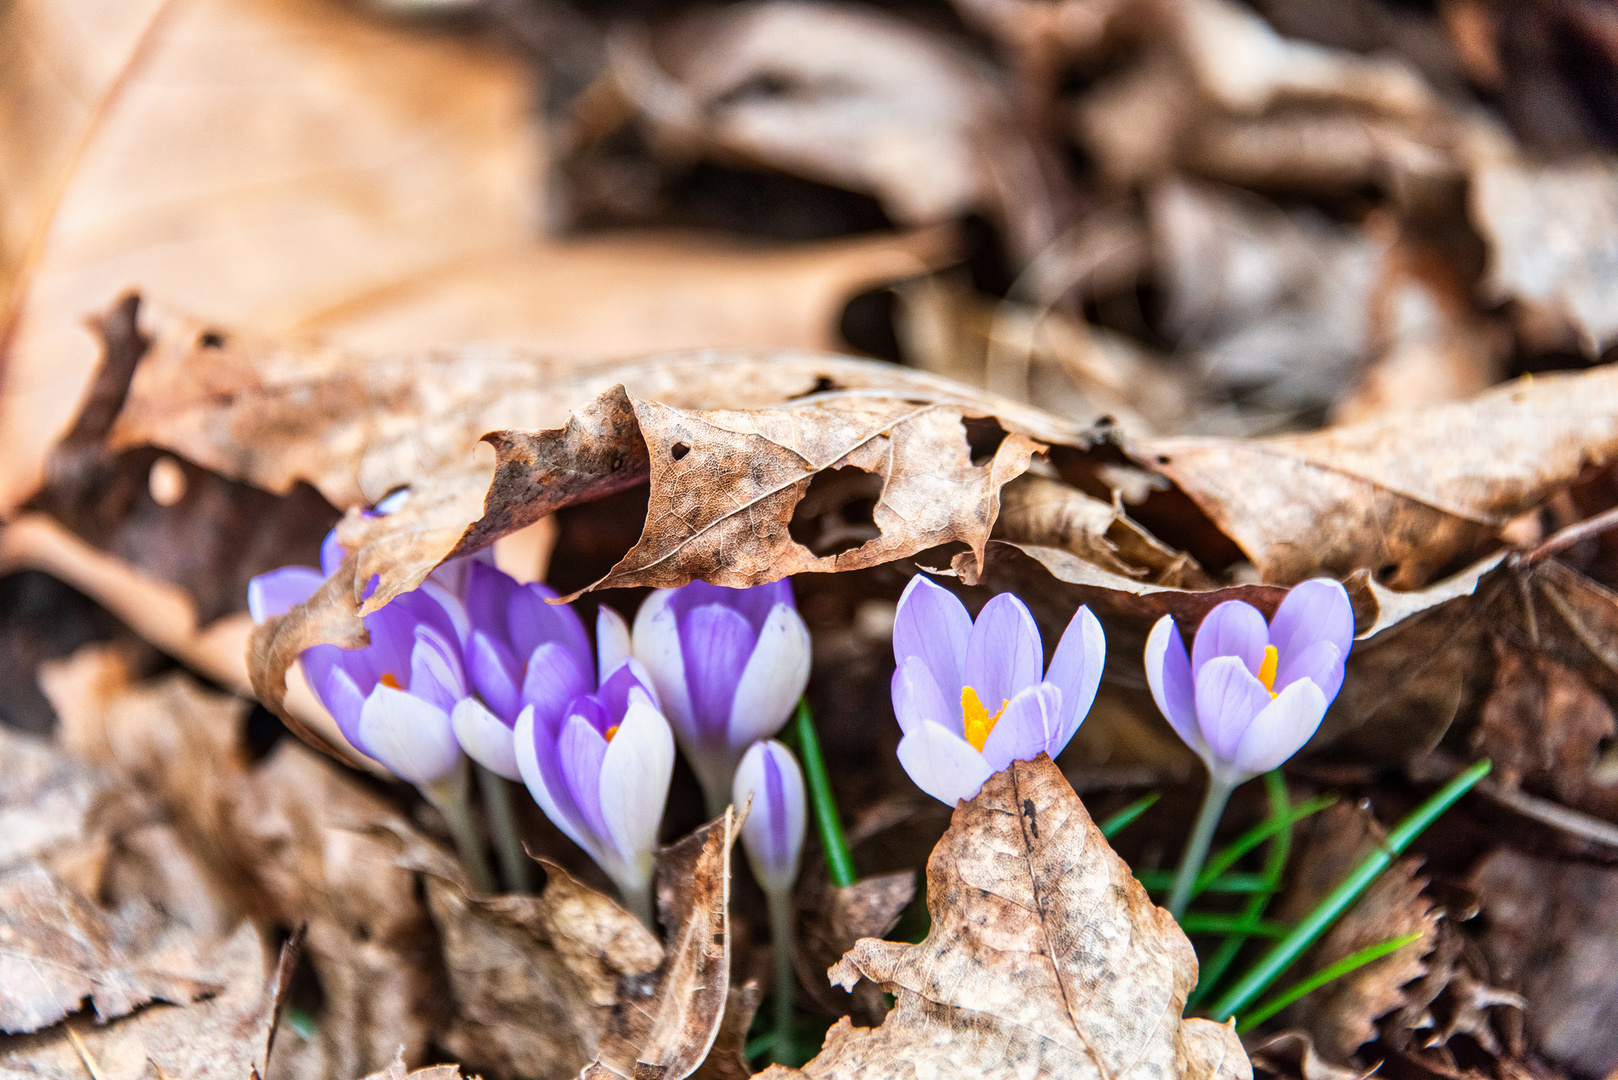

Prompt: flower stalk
[
  {"left": 476, "top": 763, "right": 531, "bottom": 893},
  {"left": 1167, "top": 772, "right": 1237, "bottom": 918},
  {"left": 423, "top": 762, "right": 496, "bottom": 895}
]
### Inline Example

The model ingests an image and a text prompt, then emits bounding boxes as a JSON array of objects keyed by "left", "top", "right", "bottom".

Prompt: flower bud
[{"left": 732, "top": 740, "right": 807, "bottom": 896}]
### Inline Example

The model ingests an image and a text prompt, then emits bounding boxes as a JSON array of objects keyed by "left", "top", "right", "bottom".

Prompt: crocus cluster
[{"left": 251, "top": 533, "right": 810, "bottom": 922}]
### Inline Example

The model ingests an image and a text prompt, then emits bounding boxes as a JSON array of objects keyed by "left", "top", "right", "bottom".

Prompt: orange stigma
[
  {"left": 603, "top": 724, "right": 620, "bottom": 743},
  {"left": 379, "top": 672, "right": 402, "bottom": 690},
  {"left": 1256, "top": 645, "right": 1279, "bottom": 698},
  {"left": 961, "top": 686, "right": 1010, "bottom": 752}
]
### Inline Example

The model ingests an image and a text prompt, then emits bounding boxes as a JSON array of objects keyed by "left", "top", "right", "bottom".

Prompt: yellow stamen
[
  {"left": 380, "top": 672, "right": 402, "bottom": 690},
  {"left": 604, "top": 725, "right": 620, "bottom": 743},
  {"left": 961, "top": 686, "right": 1010, "bottom": 752},
  {"left": 1256, "top": 645, "right": 1279, "bottom": 699}
]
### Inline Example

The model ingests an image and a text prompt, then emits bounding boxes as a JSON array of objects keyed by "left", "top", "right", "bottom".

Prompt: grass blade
[
  {"left": 1237, "top": 932, "right": 1425, "bottom": 1030},
  {"left": 1207, "top": 759, "right": 1491, "bottom": 1022},
  {"left": 793, "top": 698, "right": 857, "bottom": 888},
  {"left": 1191, "top": 793, "right": 1335, "bottom": 901},
  {"left": 1100, "top": 792, "right": 1161, "bottom": 838}
]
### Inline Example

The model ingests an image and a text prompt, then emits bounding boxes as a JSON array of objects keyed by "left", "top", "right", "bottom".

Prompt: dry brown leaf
[
  {"left": 0, "top": 922, "right": 274, "bottom": 1080},
  {"left": 1471, "top": 158, "right": 1618, "bottom": 356},
  {"left": 600, "top": 0, "right": 1070, "bottom": 260},
  {"left": 0, "top": 865, "right": 219, "bottom": 1034},
  {"left": 1132, "top": 367, "right": 1618, "bottom": 587},
  {"left": 1247, "top": 1031, "right": 1376, "bottom": 1080},
  {"left": 1284, "top": 858, "right": 1439, "bottom": 1063},
  {"left": 424, "top": 864, "right": 662, "bottom": 1080},
  {"left": 1471, "top": 850, "right": 1618, "bottom": 1077},
  {"left": 586, "top": 809, "right": 740, "bottom": 1080},
  {"left": 0, "top": 0, "right": 534, "bottom": 516},
  {"left": 794, "top": 873, "right": 917, "bottom": 1022},
  {"left": 688, "top": 984, "right": 761, "bottom": 1080},
  {"left": 231, "top": 743, "right": 449, "bottom": 1078},
  {"left": 760, "top": 754, "right": 1249, "bottom": 1080},
  {"left": 0, "top": 725, "right": 118, "bottom": 887},
  {"left": 1473, "top": 638, "right": 1617, "bottom": 797},
  {"left": 358, "top": 1047, "right": 473, "bottom": 1080}
]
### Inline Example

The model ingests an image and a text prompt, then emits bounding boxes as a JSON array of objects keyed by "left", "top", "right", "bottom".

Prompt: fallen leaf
[
  {"left": 0, "top": 725, "right": 118, "bottom": 886},
  {"left": 358, "top": 1047, "right": 473, "bottom": 1080},
  {"left": 1247, "top": 1031, "right": 1374, "bottom": 1080},
  {"left": 424, "top": 864, "right": 662, "bottom": 1080},
  {"left": 586, "top": 808, "right": 740, "bottom": 1080},
  {"left": 0, "top": 864, "right": 218, "bottom": 1034},
  {"left": 0, "top": 0, "right": 534, "bottom": 515},
  {"left": 1470, "top": 849, "right": 1618, "bottom": 1077},
  {"left": 1132, "top": 366, "right": 1618, "bottom": 587},
  {"left": 1471, "top": 158, "right": 1618, "bottom": 356},
  {"left": 596, "top": 0, "right": 1071, "bottom": 260},
  {"left": 0, "top": 922, "right": 275, "bottom": 1080},
  {"left": 688, "top": 984, "right": 761, "bottom": 1080},
  {"left": 759, "top": 754, "right": 1249, "bottom": 1080},
  {"left": 794, "top": 872, "right": 916, "bottom": 1022},
  {"left": 1472, "top": 637, "right": 1617, "bottom": 799}
]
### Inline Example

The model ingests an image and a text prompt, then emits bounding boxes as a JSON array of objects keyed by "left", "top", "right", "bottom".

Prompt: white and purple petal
[
  {"left": 356, "top": 685, "right": 461, "bottom": 785},
  {"left": 1191, "top": 601, "right": 1270, "bottom": 682},
  {"left": 631, "top": 588, "right": 695, "bottom": 731},
  {"left": 451, "top": 697, "right": 521, "bottom": 780},
  {"left": 963, "top": 592, "right": 1044, "bottom": 709},
  {"left": 1267, "top": 578, "right": 1354, "bottom": 672},
  {"left": 978, "top": 683, "right": 1064, "bottom": 773},
  {"left": 1193, "top": 655, "right": 1273, "bottom": 764},
  {"left": 725, "top": 603, "right": 811, "bottom": 750},
  {"left": 1275, "top": 639, "right": 1345, "bottom": 702},
  {"left": 1230, "top": 678, "right": 1328, "bottom": 776},
  {"left": 1145, "top": 616, "right": 1202, "bottom": 754},
  {"left": 597, "top": 697, "right": 675, "bottom": 880},
  {"left": 733, "top": 740, "right": 807, "bottom": 895},
  {"left": 892, "top": 655, "right": 957, "bottom": 737},
  {"left": 896, "top": 720, "right": 995, "bottom": 806},
  {"left": 596, "top": 606, "right": 632, "bottom": 683},
  {"left": 247, "top": 566, "right": 324, "bottom": 623},
  {"left": 1043, "top": 605, "right": 1105, "bottom": 747},
  {"left": 892, "top": 575, "right": 972, "bottom": 696}
]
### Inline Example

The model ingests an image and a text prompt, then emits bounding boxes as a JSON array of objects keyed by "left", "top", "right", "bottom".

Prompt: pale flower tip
[{"left": 733, "top": 739, "right": 807, "bottom": 893}]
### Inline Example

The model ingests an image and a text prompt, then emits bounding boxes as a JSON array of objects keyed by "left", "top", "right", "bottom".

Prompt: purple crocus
[
  {"left": 891, "top": 576, "right": 1106, "bottom": 806},
  {"left": 514, "top": 661, "right": 674, "bottom": 926},
  {"left": 732, "top": 740, "right": 807, "bottom": 896},
  {"left": 1144, "top": 579, "right": 1354, "bottom": 785},
  {"left": 452, "top": 561, "right": 631, "bottom": 782},
  {"left": 249, "top": 531, "right": 470, "bottom": 786},
  {"left": 632, "top": 580, "right": 811, "bottom": 814}
]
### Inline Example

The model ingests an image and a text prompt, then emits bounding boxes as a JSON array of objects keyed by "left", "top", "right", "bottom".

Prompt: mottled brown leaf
[
  {"left": 761, "top": 755, "right": 1249, "bottom": 1080},
  {"left": 358, "top": 1047, "right": 473, "bottom": 1080},
  {"left": 0, "top": 922, "right": 274, "bottom": 1080},
  {"left": 795, "top": 873, "right": 916, "bottom": 1022},
  {"left": 1132, "top": 367, "right": 1618, "bottom": 587},
  {"left": 1471, "top": 850, "right": 1618, "bottom": 1077},
  {"left": 587, "top": 810, "right": 740, "bottom": 1080},
  {"left": 0, "top": 865, "right": 218, "bottom": 1034},
  {"left": 1473, "top": 637, "right": 1617, "bottom": 796},
  {"left": 425, "top": 863, "right": 661, "bottom": 1080}
]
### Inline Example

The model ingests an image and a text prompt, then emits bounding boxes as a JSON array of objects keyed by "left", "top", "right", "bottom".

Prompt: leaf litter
[{"left": 4, "top": 0, "right": 1618, "bottom": 1078}]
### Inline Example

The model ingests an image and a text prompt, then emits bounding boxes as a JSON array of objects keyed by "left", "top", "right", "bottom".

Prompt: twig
[{"left": 1523, "top": 505, "right": 1618, "bottom": 566}]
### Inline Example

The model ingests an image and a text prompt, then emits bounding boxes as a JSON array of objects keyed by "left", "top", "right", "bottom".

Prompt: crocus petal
[
  {"left": 520, "top": 642, "right": 594, "bottom": 728},
  {"left": 597, "top": 697, "right": 675, "bottom": 878},
  {"left": 892, "top": 575, "right": 971, "bottom": 694},
  {"left": 726, "top": 603, "right": 811, "bottom": 750},
  {"left": 597, "top": 661, "right": 661, "bottom": 718},
  {"left": 464, "top": 562, "right": 519, "bottom": 644},
  {"left": 667, "top": 579, "right": 791, "bottom": 635},
  {"left": 964, "top": 593, "right": 1044, "bottom": 709},
  {"left": 1145, "top": 617, "right": 1202, "bottom": 754},
  {"left": 631, "top": 588, "right": 694, "bottom": 730},
  {"left": 978, "top": 683, "right": 1064, "bottom": 773},
  {"left": 508, "top": 582, "right": 591, "bottom": 665},
  {"left": 896, "top": 720, "right": 995, "bottom": 806},
  {"left": 1043, "top": 605, "right": 1105, "bottom": 746},
  {"left": 679, "top": 603, "right": 756, "bottom": 740},
  {"left": 451, "top": 697, "right": 519, "bottom": 780},
  {"left": 409, "top": 625, "right": 465, "bottom": 712},
  {"left": 1275, "top": 640, "right": 1345, "bottom": 702},
  {"left": 733, "top": 740, "right": 807, "bottom": 895},
  {"left": 557, "top": 712, "right": 613, "bottom": 849},
  {"left": 515, "top": 705, "right": 599, "bottom": 865},
  {"left": 891, "top": 656, "right": 956, "bottom": 736},
  {"left": 319, "top": 529, "right": 345, "bottom": 576},
  {"left": 356, "top": 685, "right": 461, "bottom": 785},
  {"left": 1268, "top": 578, "right": 1355, "bottom": 669},
  {"left": 1191, "top": 601, "right": 1270, "bottom": 683},
  {"left": 248, "top": 566, "right": 324, "bottom": 623},
  {"left": 596, "top": 606, "right": 632, "bottom": 683},
  {"left": 302, "top": 649, "right": 368, "bottom": 751},
  {"left": 1194, "top": 655, "right": 1275, "bottom": 763},
  {"left": 1230, "top": 678, "right": 1328, "bottom": 775},
  {"left": 467, "top": 631, "right": 522, "bottom": 721}
]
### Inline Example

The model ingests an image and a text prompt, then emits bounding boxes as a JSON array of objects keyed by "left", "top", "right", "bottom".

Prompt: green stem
[
  {"left": 1190, "top": 793, "right": 1335, "bottom": 901},
  {"left": 422, "top": 764, "right": 496, "bottom": 896},
  {"left": 477, "top": 764, "right": 531, "bottom": 893},
  {"left": 1207, "top": 759, "right": 1492, "bottom": 1022},
  {"left": 618, "top": 874, "right": 656, "bottom": 931},
  {"left": 768, "top": 885, "right": 796, "bottom": 1060},
  {"left": 1188, "top": 771, "right": 1293, "bottom": 1009},
  {"left": 1168, "top": 772, "right": 1237, "bottom": 919},
  {"left": 794, "top": 699, "right": 856, "bottom": 888}
]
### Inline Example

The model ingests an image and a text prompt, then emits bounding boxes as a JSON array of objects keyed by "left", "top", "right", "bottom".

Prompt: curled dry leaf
[
  {"left": 1473, "top": 637, "right": 1617, "bottom": 804},
  {"left": 0, "top": 0, "right": 533, "bottom": 515},
  {"left": 794, "top": 872, "right": 917, "bottom": 1022},
  {"left": 423, "top": 863, "right": 661, "bottom": 1080},
  {"left": 0, "top": 864, "right": 219, "bottom": 1034},
  {"left": 585, "top": 809, "right": 740, "bottom": 1080},
  {"left": 0, "top": 922, "right": 274, "bottom": 1080},
  {"left": 359, "top": 1047, "right": 472, "bottom": 1080},
  {"left": 759, "top": 754, "right": 1249, "bottom": 1080},
  {"left": 1471, "top": 158, "right": 1618, "bottom": 356},
  {"left": 1131, "top": 366, "right": 1618, "bottom": 587},
  {"left": 1470, "top": 850, "right": 1618, "bottom": 1077}
]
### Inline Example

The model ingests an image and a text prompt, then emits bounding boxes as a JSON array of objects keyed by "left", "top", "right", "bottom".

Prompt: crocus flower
[
  {"left": 732, "top": 740, "right": 807, "bottom": 896},
  {"left": 452, "top": 561, "right": 632, "bottom": 782},
  {"left": 1144, "top": 579, "right": 1354, "bottom": 785},
  {"left": 632, "top": 580, "right": 811, "bottom": 814},
  {"left": 892, "top": 576, "right": 1105, "bottom": 806},
  {"left": 514, "top": 661, "right": 674, "bottom": 925},
  {"left": 249, "top": 530, "right": 470, "bottom": 786}
]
